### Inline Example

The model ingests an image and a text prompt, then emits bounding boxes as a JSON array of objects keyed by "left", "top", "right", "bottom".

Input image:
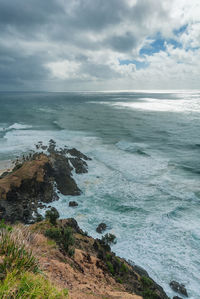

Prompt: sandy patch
[{"left": 0, "top": 159, "right": 13, "bottom": 176}]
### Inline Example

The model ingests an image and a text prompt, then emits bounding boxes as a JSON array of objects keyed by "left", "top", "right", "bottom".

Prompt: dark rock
[
  {"left": 0, "top": 172, "right": 10, "bottom": 179},
  {"left": 69, "top": 157, "right": 88, "bottom": 174},
  {"left": 170, "top": 281, "right": 188, "bottom": 297},
  {"left": 69, "top": 201, "right": 78, "bottom": 207},
  {"left": 173, "top": 296, "right": 183, "bottom": 299},
  {"left": 96, "top": 223, "right": 107, "bottom": 234},
  {"left": 133, "top": 264, "right": 149, "bottom": 277},
  {"left": 49, "top": 152, "right": 81, "bottom": 196},
  {"left": 0, "top": 143, "right": 90, "bottom": 224},
  {"left": 67, "top": 148, "right": 91, "bottom": 161}
]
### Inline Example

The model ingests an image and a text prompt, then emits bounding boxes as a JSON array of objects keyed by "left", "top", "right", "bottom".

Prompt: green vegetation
[
  {"left": 45, "top": 226, "right": 75, "bottom": 257},
  {"left": 0, "top": 221, "right": 68, "bottom": 298},
  {"left": 141, "top": 276, "right": 159, "bottom": 299},
  {"left": 0, "top": 271, "right": 68, "bottom": 298},
  {"left": 45, "top": 207, "right": 60, "bottom": 225},
  {"left": 101, "top": 233, "right": 117, "bottom": 246},
  {"left": 106, "top": 261, "right": 114, "bottom": 275},
  {"left": 141, "top": 275, "right": 153, "bottom": 287},
  {"left": 142, "top": 289, "right": 160, "bottom": 299},
  {"left": 120, "top": 262, "right": 128, "bottom": 273}
]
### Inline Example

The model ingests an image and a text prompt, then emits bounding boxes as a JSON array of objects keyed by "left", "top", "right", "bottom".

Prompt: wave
[
  {"left": 116, "top": 140, "right": 150, "bottom": 156},
  {"left": 0, "top": 123, "right": 32, "bottom": 132}
]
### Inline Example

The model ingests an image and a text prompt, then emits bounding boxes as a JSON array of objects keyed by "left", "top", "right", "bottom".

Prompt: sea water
[{"left": 0, "top": 90, "right": 200, "bottom": 298}]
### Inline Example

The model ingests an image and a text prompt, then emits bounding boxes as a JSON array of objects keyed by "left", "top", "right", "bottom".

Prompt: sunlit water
[{"left": 0, "top": 91, "right": 200, "bottom": 298}]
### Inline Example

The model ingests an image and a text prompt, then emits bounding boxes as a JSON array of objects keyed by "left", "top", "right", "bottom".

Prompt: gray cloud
[{"left": 0, "top": 0, "right": 199, "bottom": 90}]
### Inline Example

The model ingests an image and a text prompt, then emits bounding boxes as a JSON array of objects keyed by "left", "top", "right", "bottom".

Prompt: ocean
[{"left": 0, "top": 90, "right": 200, "bottom": 298}]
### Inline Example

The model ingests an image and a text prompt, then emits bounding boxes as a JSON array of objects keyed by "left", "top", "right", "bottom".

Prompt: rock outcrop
[
  {"left": 96, "top": 222, "right": 107, "bottom": 234},
  {"left": 0, "top": 141, "right": 90, "bottom": 224},
  {"left": 170, "top": 281, "right": 188, "bottom": 297}
]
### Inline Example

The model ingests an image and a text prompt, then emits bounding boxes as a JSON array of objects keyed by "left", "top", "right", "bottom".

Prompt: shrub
[
  {"left": 45, "top": 208, "right": 59, "bottom": 225},
  {"left": 106, "top": 261, "right": 114, "bottom": 275},
  {"left": 116, "top": 277, "right": 123, "bottom": 283},
  {"left": 45, "top": 226, "right": 75, "bottom": 257},
  {"left": 141, "top": 276, "right": 153, "bottom": 287},
  {"left": 62, "top": 227, "right": 75, "bottom": 255},
  {"left": 120, "top": 263, "right": 128, "bottom": 273},
  {"left": 142, "top": 289, "right": 160, "bottom": 299},
  {"left": 101, "top": 233, "right": 117, "bottom": 246},
  {"left": 45, "top": 227, "right": 62, "bottom": 242}
]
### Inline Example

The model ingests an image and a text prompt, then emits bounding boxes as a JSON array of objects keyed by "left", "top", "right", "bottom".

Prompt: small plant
[
  {"left": 0, "top": 230, "right": 39, "bottom": 279},
  {"left": 106, "top": 261, "right": 114, "bottom": 275},
  {"left": 142, "top": 289, "right": 160, "bottom": 299},
  {"left": 0, "top": 219, "right": 12, "bottom": 232},
  {"left": 45, "top": 207, "right": 60, "bottom": 225},
  {"left": 116, "top": 277, "right": 123, "bottom": 284},
  {"left": 120, "top": 262, "right": 128, "bottom": 273},
  {"left": 62, "top": 227, "right": 75, "bottom": 256},
  {"left": 141, "top": 276, "right": 153, "bottom": 287},
  {"left": 45, "top": 227, "right": 62, "bottom": 242},
  {"left": 45, "top": 226, "right": 75, "bottom": 257},
  {"left": 101, "top": 233, "right": 117, "bottom": 246}
]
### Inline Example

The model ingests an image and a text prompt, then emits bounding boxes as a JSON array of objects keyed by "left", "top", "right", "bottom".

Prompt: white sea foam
[{"left": 8, "top": 123, "right": 33, "bottom": 130}]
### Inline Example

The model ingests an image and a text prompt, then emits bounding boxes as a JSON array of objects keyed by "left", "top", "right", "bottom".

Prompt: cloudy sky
[{"left": 0, "top": 0, "right": 200, "bottom": 91}]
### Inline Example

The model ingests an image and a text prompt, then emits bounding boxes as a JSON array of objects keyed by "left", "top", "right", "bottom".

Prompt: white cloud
[{"left": 46, "top": 60, "right": 81, "bottom": 79}]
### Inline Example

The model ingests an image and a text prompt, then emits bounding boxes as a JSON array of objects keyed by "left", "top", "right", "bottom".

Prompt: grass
[
  {"left": 0, "top": 271, "right": 68, "bottom": 298},
  {"left": 0, "top": 226, "right": 39, "bottom": 279},
  {"left": 0, "top": 222, "right": 69, "bottom": 298}
]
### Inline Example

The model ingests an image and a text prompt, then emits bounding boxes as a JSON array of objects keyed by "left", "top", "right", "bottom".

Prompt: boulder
[
  {"left": 96, "top": 223, "right": 107, "bottom": 234},
  {"left": 69, "top": 201, "right": 78, "bottom": 207},
  {"left": 170, "top": 281, "right": 188, "bottom": 297}
]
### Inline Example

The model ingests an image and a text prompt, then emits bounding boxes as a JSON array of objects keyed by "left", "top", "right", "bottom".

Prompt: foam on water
[{"left": 0, "top": 91, "right": 200, "bottom": 298}]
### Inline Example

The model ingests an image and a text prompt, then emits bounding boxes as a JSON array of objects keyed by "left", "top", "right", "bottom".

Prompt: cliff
[{"left": 0, "top": 141, "right": 169, "bottom": 299}]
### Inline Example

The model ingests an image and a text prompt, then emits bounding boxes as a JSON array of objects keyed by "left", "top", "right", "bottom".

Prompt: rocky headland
[
  {"left": 0, "top": 141, "right": 172, "bottom": 298},
  {"left": 0, "top": 140, "right": 90, "bottom": 224}
]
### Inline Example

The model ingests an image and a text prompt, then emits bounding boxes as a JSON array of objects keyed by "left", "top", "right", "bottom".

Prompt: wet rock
[
  {"left": 170, "top": 281, "right": 188, "bottom": 297},
  {"left": 49, "top": 152, "right": 81, "bottom": 196},
  {"left": 67, "top": 148, "right": 91, "bottom": 161},
  {"left": 173, "top": 296, "right": 183, "bottom": 299},
  {"left": 96, "top": 223, "right": 107, "bottom": 234},
  {"left": 69, "top": 157, "right": 88, "bottom": 174},
  {"left": 69, "top": 201, "right": 78, "bottom": 207}
]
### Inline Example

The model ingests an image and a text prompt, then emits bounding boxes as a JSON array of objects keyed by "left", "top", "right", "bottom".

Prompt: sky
[{"left": 0, "top": 0, "right": 200, "bottom": 91}]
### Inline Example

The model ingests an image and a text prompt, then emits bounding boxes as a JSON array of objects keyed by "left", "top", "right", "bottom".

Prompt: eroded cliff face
[
  {"left": 27, "top": 218, "right": 169, "bottom": 299},
  {"left": 0, "top": 142, "right": 90, "bottom": 223}
]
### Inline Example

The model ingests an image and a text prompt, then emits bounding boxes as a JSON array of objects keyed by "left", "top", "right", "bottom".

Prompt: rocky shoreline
[
  {"left": 0, "top": 141, "right": 187, "bottom": 298},
  {"left": 0, "top": 140, "right": 91, "bottom": 224}
]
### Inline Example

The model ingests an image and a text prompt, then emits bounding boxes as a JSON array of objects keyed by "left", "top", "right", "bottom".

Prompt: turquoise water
[{"left": 0, "top": 91, "right": 200, "bottom": 298}]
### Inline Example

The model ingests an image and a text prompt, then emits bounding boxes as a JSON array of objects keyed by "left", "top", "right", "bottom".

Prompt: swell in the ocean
[{"left": 0, "top": 91, "right": 200, "bottom": 298}]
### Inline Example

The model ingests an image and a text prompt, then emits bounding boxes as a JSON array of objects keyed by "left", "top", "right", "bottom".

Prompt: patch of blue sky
[
  {"left": 174, "top": 24, "right": 188, "bottom": 36},
  {"left": 119, "top": 59, "right": 149, "bottom": 70},
  {"left": 140, "top": 34, "right": 182, "bottom": 56}
]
